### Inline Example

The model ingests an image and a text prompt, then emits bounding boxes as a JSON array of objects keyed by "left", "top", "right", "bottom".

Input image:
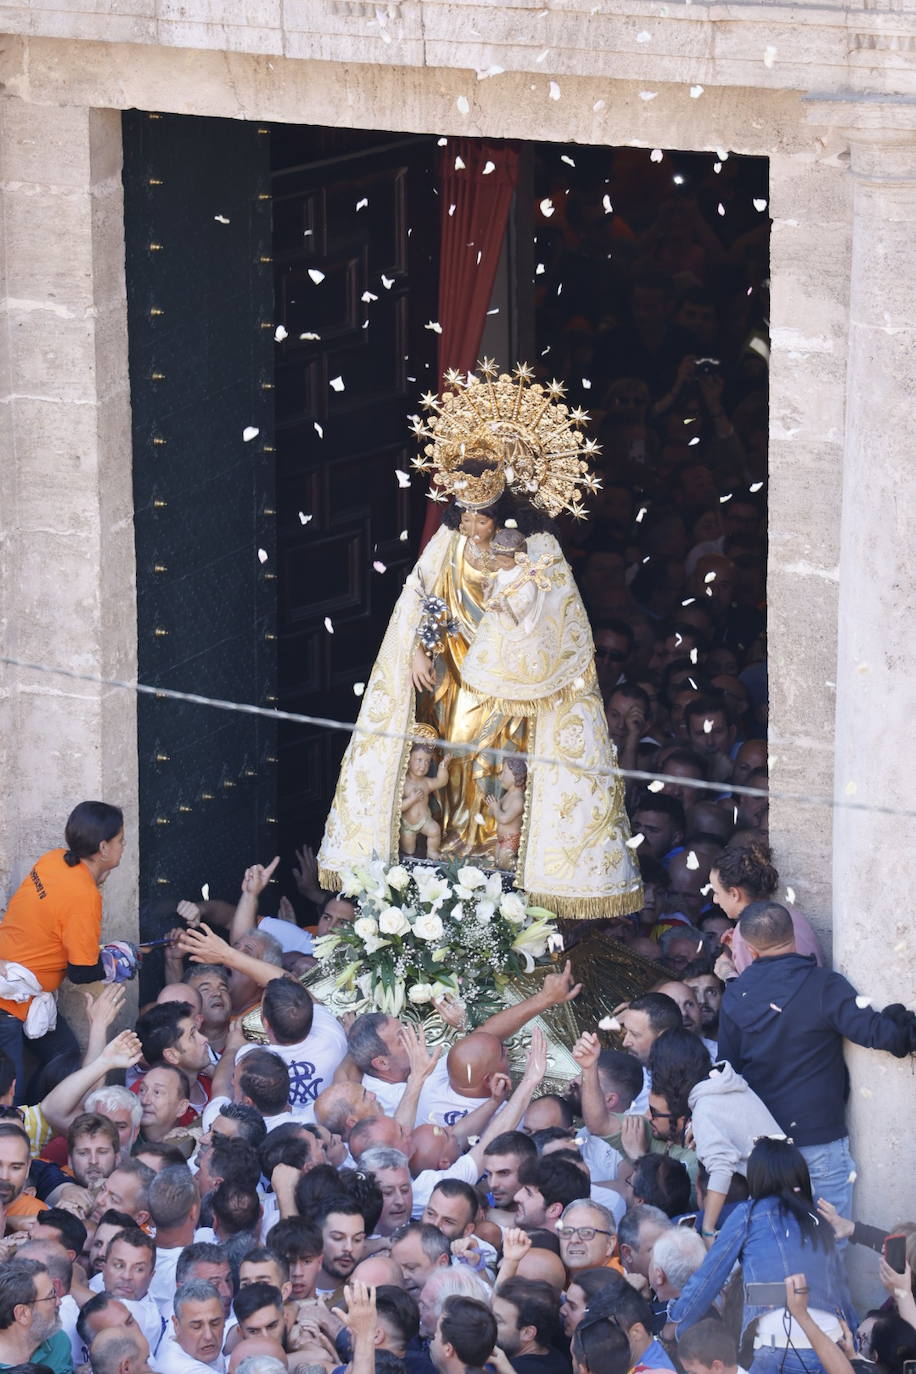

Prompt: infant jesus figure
[
  {"left": 485, "top": 755, "right": 528, "bottom": 870},
  {"left": 400, "top": 725, "right": 452, "bottom": 859}
]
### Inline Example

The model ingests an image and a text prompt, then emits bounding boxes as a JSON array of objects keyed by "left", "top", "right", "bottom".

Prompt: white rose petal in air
[
  {"left": 626, "top": 833, "right": 645, "bottom": 849},
  {"left": 770, "top": 1004, "right": 783, "bottom": 1014},
  {"left": 298, "top": 512, "right": 312, "bottom": 525},
  {"left": 381, "top": 275, "right": 395, "bottom": 289},
  {"left": 314, "top": 422, "right": 324, "bottom": 438},
  {"left": 750, "top": 481, "right": 763, "bottom": 492},
  {"left": 714, "top": 162, "right": 722, "bottom": 174},
  {"left": 648, "top": 780, "right": 664, "bottom": 793},
  {"left": 395, "top": 470, "right": 412, "bottom": 488},
  {"left": 243, "top": 426, "right": 259, "bottom": 442},
  {"left": 535, "top": 263, "right": 546, "bottom": 275},
  {"left": 324, "top": 617, "right": 334, "bottom": 634},
  {"left": 598, "top": 1016, "right": 621, "bottom": 1031},
  {"left": 855, "top": 996, "right": 871, "bottom": 1009},
  {"left": 603, "top": 195, "right": 613, "bottom": 214},
  {"left": 650, "top": 149, "right": 663, "bottom": 162},
  {"left": 640, "top": 91, "right": 658, "bottom": 102},
  {"left": 540, "top": 198, "right": 555, "bottom": 218},
  {"left": 636, "top": 30, "right": 651, "bottom": 41},
  {"left": 274, "top": 325, "right": 288, "bottom": 342},
  {"left": 764, "top": 44, "right": 777, "bottom": 67},
  {"left": 425, "top": 321, "right": 443, "bottom": 334},
  {"left": 257, "top": 548, "right": 268, "bottom": 564},
  {"left": 754, "top": 199, "right": 768, "bottom": 212},
  {"left": 504, "top": 518, "right": 518, "bottom": 528},
  {"left": 308, "top": 268, "right": 325, "bottom": 285},
  {"left": 456, "top": 95, "right": 470, "bottom": 115},
  {"left": 703, "top": 718, "right": 714, "bottom": 734},
  {"left": 201, "top": 883, "right": 210, "bottom": 901},
  {"left": 593, "top": 99, "right": 607, "bottom": 112},
  {"left": 214, "top": 214, "right": 230, "bottom": 224},
  {"left": 454, "top": 156, "right": 466, "bottom": 171},
  {"left": 845, "top": 781, "right": 858, "bottom": 796},
  {"left": 353, "top": 682, "right": 365, "bottom": 696},
  {"left": 300, "top": 332, "right": 321, "bottom": 341},
  {"left": 482, "top": 161, "right": 496, "bottom": 175},
  {"left": 549, "top": 81, "right": 561, "bottom": 100},
  {"left": 476, "top": 64, "right": 505, "bottom": 80},
  {"left": 704, "top": 571, "right": 717, "bottom": 583},
  {"left": 329, "top": 376, "right": 345, "bottom": 392},
  {"left": 786, "top": 886, "right": 796, "bottom": 904},
  {"left": 356, "top": 198, "right": 368, "bottom": 211},
  {"left": 582, "top": 378, "right": 591, "bottom": 389},
  {"left": 690, "top": 85, "right": 704, "bottom": 98},
  {"left": 686, "top": 850, "right": 699, "bottom": 870},
  {"left": 361, "top": 291, "right": 378, "bottom": 303},
  {"left": 399, "top": 530, "right": 408, "bottom": 541}
]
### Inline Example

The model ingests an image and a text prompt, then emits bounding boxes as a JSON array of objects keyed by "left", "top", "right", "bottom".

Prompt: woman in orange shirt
[{"left": 0, "top": 800, "right": 125, "bottom": 1101}]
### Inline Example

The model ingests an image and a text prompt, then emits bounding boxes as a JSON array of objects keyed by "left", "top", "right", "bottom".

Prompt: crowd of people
[{"left": 0, "top": 796, "right": 915, "bottom": 1374}]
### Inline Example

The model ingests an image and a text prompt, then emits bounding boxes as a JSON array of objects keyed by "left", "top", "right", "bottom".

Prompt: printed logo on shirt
[
  {"left": 443, "top": 1108, "right": 470, "bottom": 1126},
  {"left": 29, "top": 868, "right": 47, "bottom": 900},
  {"left": 288, "top": 1060, "right": 320, "bottom": 1104}
]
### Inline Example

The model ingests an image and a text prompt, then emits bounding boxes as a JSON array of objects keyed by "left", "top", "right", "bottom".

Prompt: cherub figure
[
  {"left": 485, "top": 755, "right": 528, "bottom": 870},
  {"left": 400, "top": 727, "right": 452, "bottom": 859},
  {"left": 484, "top": 528, "right": 556, "bottom": 630}
]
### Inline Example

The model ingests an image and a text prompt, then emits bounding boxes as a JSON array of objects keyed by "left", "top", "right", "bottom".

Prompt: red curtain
[{"left": 419, "top": 138, "right": 520, "bottom": 548}]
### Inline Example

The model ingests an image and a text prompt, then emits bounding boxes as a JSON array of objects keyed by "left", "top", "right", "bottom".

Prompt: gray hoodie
[{"left": 689, "top": 1060, "right": 783, "bottom": 1195}]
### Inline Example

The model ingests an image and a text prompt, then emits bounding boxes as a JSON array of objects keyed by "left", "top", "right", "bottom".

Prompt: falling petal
[
  {"left": 750, "top": 481, "right": 764, "bottom": 492},
  {"left": 855, "top": 996, "right": 871, "bottom": 1009},
  {"left": 763, "top": 44, "right": 777, "bottom": 66},
  {"left": 356, "top": 197, "right": 368, "bottom": 211},
  {"left": 581, "top": 378, "right": 591, "bottom": 389},
  {"left": 650, "top": 148, "right": 663, "bottom": 162},
  {"left": 626, "top": 833, "right": 645, "bottom": 849},
  {"left": 703, "top": 719, "right": 714, "bottom": 734},
  {"left": 299, "top": 331, "right": 321, "bottom": 340},
  {"left": 648, "top": 780, "right": 664, "bottom": 793},
  {"left": 456, "top": 95, "right": 470, "bottom": 115},
  {"left": 640, "top": 91, "right": 658, "bottom": 101},
  {"left": 308, "top": 268, "right": 325, "bottom": 285},
  {"left": 561, "top": 154, "right": 576, "bottom": 167},
  {"left": 636, "top": 506, "right": 647, "bottom": 523},
  {"left": 381, "top": 274, "right": 395, "bottom": 289},
  {"left": 399, "top": 530, "right": 408, "bottom": 541},
  {"left": 424, "top": 321, "right": 443, "bottom": 333},
  {"left": 330, "top": 376, "right": 345, "bottom": 391},
  {"left": 598, "top": 1015, "right": 622, "bottom": 1031},
  {"left": 353, "top": 682, "right": 365, "bottom": 696},
  {"left": 454, "top": 155, "right": 466, "bottom": 170},
  {"left": 717, "top": 202, "right": 726, "bottom": 216},
  {"left": 636, "top": 29, "right": 651, "bottom": 41},
  {"left": 201, "top": 883, "right": 210, "bottom": 900},
  {"left": 714, "top": 162, "right": 722, "bottom": 174},
  {"left": 754, "top": 198, "right": 768, "bottom": 212},
  {"left": 373, "top": 560, "right": 387, "bottom": 574},
  {"left": 482, "top": 160, "right": 496, "bottom": 175},
  {"left": 242, "top": 426, "right": 259, "bottom": 442},
  {"left": 845, "top": 780, "right": 857, "bottom": 796},
  {"left": 324, "top": 617, "right": 334, "bottom": 634},
  {"left": 540, "top": 197, "right": 555, "bottom": 218},
  {"left": 257, "top": 548, "right": 268, "bottom": 564},
  {"left": 214, "top": 214, "right": 230, "bottom": 224},
  {"left": 535, "top": 262, "right": 546, "bottom": 275},
  {"left": 361, "top": 290, "right": 378, "bottom": 302},
  {"left": 704, "top": 571, "right": 717, "bottom": 583},
  {"left": 274, "top": 325, "right": 288, "bottom": 342},
  {"left": 690, "top": 84, "right": 704, "bottom": 98},
  {"left": 476, "top": 64, "right": 505, "bottom": 79},
  {"left": 504, "top": 518, "right": 518, "bottom": 529},
  {"left": 786, "top": 886, "right": 796, "bottom": 904},
  {"left": 314, "top": 422, "right": 323, "bottom": 438},
  {"left": 770, "top": 1004, "right": 783, "bottom": 1013},
  {"left": 549, "top": 81, "right": 561, "bottom": 100},
  {"left": 395, "top": 470, "right": 412, "bottom": 488},
  {"left": 593, "top": 99, "right": 606, "bottom": 112},
  {"left": 603, "top": 194, "right": 613, "bottom": 213},
  {"left": 686, "top": 851, "right": 699, "bottom": 870},
  {"left": 298, "top": 512, "right": 312, "bottom": 525},
  {"left": 847, "top": 1169, "right": 858, "bottom": 1182}
]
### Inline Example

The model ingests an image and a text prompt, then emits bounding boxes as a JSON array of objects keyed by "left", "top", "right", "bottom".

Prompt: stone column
[
  {"left": 0, "top": 98, "right": 138, "bottom": 1030},
  {"left": 766, "top": 143, "right": 851, "bottom": 952},
  {"left": 821, "top": 105, "right": 916, "bottom": 1244}
]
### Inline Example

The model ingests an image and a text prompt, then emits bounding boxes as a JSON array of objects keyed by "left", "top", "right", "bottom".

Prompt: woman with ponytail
[
  {"left": 0, "top": 800, "right": 124, "bottom": 1099},
  {"left": 708, "top": 839, "right": 824, "bottom": 978}
]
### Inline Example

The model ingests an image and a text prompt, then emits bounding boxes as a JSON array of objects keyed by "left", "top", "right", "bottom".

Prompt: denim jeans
[
  {"left": 0, "top": 1008, "right": 80, "bottom": 1103},
  {"left": 751, "top": 1345, "right": 829, "bottom": 1374},
  {"left": 799, "top": 1136, "right": 856, "bottom": 1226}
]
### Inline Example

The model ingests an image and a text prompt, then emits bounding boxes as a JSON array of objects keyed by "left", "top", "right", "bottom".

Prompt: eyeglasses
[
  {"left": 648, "top": 1106, "right": 678, "bottom": 1121},
  {"left": 557, "top": 1225, "right": 613, "bottom": 1241},
  {"left": 28, "top": 1293, "right": 60, "bottom": 1307}
]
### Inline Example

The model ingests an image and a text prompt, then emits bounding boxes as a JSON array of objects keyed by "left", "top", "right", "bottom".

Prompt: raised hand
[
  {"left": 572, "top": 1031, "right": 601, "bottom": 1071},
  {"left": 292, "top": 844, "right": 320, "bottom": 899},
  {"left": 176, "top": 922, "right": 228, "bottom": 964},
  {"left": 241, "top": 856, "right": 280, "bottom": 896},
  {"left": 177, "top": 899, "right": 202, "bottom": 928},
  {"left": 83, "top": 984, "right": 125, "bottom": 1032},
  {"left": 433, "top": 991, "right": 468, "bottom": 1031},
  {"left": 619, "top": 1114, "right": 648, "bottom": 1161},
  {"left": 501, "top": 1227, "right": 532, "bottom": 1265},
  {"left": 815, "top": 1198, "right": 854, "bottom": 1241},
  {"left": 489, "top": 1071, "right": 513, "bottom": 1103},
  {"left": 102, "top": 1029, "right": 143, "bottom": 1070},
  {"left": 399, "top": 1023, "right": 442, "bottom": 1082},
  {"left": 342, "top": 1280, "right": 378, "bottom": 1340},
  {"left": 541, "top": 960, "right": 583, "bottom": 1007},
  {"left": 523, "top": 1026, "right": 548, "bottom": 1085}
]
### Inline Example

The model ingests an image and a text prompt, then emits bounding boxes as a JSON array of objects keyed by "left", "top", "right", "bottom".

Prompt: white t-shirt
[
  {"left": 202, "top": 1093, "right": 316, "bottom": 1132},
  {"left": 88, "top": 1273, "right": 169, "bottom": 1354},
  {"left": 416, "top": 1059, "right": 491, "bottom": 1127},
  {"left": 592, "top": 1184, "right": 627, "bottom": 1226},
  {"left": 157, "top": 1332, "right": 226, "bottom": 1374},
  {"left": 579, "top": 1129, "right": 624, "bottom": 1182},
  {"left": 237, "top": 1004, "right": 347, "bottom": 1110},
  {"left": 628, "top": 1067, "right": 651, "bottom": 1116},
  {"left": 411, "top": 1151, "right": 482, "bottom": 1213},
  {"left": 258, "top": 917, "right": 314, "bottom": 956},
  {"left": 363, "top": 1072, "right": 407, "bottom": 1116},
  {"left": 149, "top": 1244, "right": 184, "bottom": 1316}
]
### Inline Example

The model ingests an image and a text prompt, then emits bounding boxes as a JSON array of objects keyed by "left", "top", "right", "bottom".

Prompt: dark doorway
[{"left": 270, "top": 128, "right": 439, "bottom": 884}]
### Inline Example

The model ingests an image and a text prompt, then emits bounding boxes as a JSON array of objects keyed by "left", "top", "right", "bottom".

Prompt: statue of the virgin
[{"left": 317, "top": 362, "right": 643, "bottom": 920}]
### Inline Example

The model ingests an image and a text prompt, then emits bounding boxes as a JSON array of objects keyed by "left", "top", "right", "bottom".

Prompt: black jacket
[{"left": 717, "top": 953, "right": 915, "bottom": 1146}]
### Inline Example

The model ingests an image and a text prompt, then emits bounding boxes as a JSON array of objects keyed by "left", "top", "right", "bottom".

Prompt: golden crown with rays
[{"left": 409, "top": 360, "right": 602, "bottom": 520}]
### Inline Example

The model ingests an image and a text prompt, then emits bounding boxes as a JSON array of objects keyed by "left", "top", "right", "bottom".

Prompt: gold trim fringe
[
  {"left": 319, "top": 867, "right": 344, "bottom": 892},
  {"left": 525, "top": 887, "right": 644, "bottom": 919},
  {"left": 460, "top": 659, "right": 598, "bottom": 719}
]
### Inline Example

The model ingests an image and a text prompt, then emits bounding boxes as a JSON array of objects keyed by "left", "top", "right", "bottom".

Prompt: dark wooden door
[
  {"left": 123, "top": 110, "right": 277, "bottom": 921},
  {"left": 271, "top": 129, "right": 439, "bottom": 876}
]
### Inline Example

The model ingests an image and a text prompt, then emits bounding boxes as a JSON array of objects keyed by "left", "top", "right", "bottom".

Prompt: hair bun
[{"left": 63, "top": 850, "right": 80, "bottom": 867}]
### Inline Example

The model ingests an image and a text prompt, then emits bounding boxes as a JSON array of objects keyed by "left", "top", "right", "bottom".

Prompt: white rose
[
  {"left": 453, "top": 884, "right": 473, "bottom": 901},
  {"left": 378, "top": 905, "right": 411, "bottom": 937},
  {"left": 408, "top": 982, "right": 436, "bottom": 1005},
  {"left": 475, "top": 900, "right": 496, "bottom": 925},
  {"left": 485, "top": 872, "right": 504, "bottom": 900},
  {"left": 414, "top": 912, "right": 445, "bottom": 942},
  {"left": 456, "top": 865, "right": 487, "bottom": 890},
  {"left": 354, "top": 916, "right": 379, "bottom": 942},
  {"left": 499, "top": 892, "right": 527, "bottom": 923},
  {"left": 386, "top": 865, "right": 411, "bottom": 892},
  {"left": 414, "top": 873, "right": 452, "bottom": 908}
]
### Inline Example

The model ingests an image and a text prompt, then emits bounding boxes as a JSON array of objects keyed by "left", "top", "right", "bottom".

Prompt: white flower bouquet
[{"left": 312, "top": 857, "right": 560, "bottom": 1019}]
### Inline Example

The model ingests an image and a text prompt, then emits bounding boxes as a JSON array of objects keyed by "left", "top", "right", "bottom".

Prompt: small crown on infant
[
  {"left": 491, "top": 528, "right": 527, "bottom": 557},
  {"left": 412, "top": 724, "right": 440, "bottom": 748}
]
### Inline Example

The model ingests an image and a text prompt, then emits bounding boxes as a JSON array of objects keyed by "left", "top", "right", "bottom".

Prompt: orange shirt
[
  {"left": 7, "top": 1193, "right": 48, "bottom": 1218},
  {"left": 0, "top": 849, "right": 102, "bottom": 1021}
]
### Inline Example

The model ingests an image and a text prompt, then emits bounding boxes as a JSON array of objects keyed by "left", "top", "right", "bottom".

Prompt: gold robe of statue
[{"left": 317, "top": 524, "right": 642, "bottom": 918}]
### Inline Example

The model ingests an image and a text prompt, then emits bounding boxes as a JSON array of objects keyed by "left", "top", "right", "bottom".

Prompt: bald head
[
  {"left": 409, "top": 1123, "right": 461, "bottom": 1175},
  {"left": 516, "top": 1247, "right": 568, "bottom": 1291},
  {"left": 348, "top": 1115, "right": 409, "bottom": 1160},
  {"left": 446, "top": 1031, "right": 507, "bottom": 1096},
  {"left": 738, "top": 900, "right": 795, "bottom": 954},
  {"left": 228, "top": 1337, "right": 287, "bottom": 1374},
  {"left": 350, "top": 1255, "right": 403, "bottom": 1286},
  {"left": 314, "top": 1082, "right": 379, "bottom": 1137},
  {"left": 158, "top": 983, "right": 203, "bottom": 1015},
  {"left": 90, "top": 1325, "right": 150, "bottom": 1374}
]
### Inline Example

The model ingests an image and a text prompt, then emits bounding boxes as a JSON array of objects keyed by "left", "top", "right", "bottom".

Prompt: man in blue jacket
[{"left": 717, "top": 900, "right": 916, "bottom": 1219}]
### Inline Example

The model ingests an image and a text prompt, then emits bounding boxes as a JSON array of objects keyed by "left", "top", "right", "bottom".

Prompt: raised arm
[
  {"left": 177, "top": 922, "right": 286, "bottom": 987},
  {"left": 41, "top": 1029, "right": 143, "bottom": 1134},
  {"left": 476, "top": 960, "right": 582, "bottom": 1044},
  {"left": 229, "top": 857, "right": 280, "bottom": 945},
  {"left": 573, "top": 1030, "right": 621, "bottom": 1138},
  {"left": 468, "top": 1028, "right": 548, "bottom": 1171}
]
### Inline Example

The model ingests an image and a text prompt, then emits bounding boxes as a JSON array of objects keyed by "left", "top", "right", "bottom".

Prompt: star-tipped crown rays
[{"left": 409, "top": 361, "right": 601, "bottom": 518}]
